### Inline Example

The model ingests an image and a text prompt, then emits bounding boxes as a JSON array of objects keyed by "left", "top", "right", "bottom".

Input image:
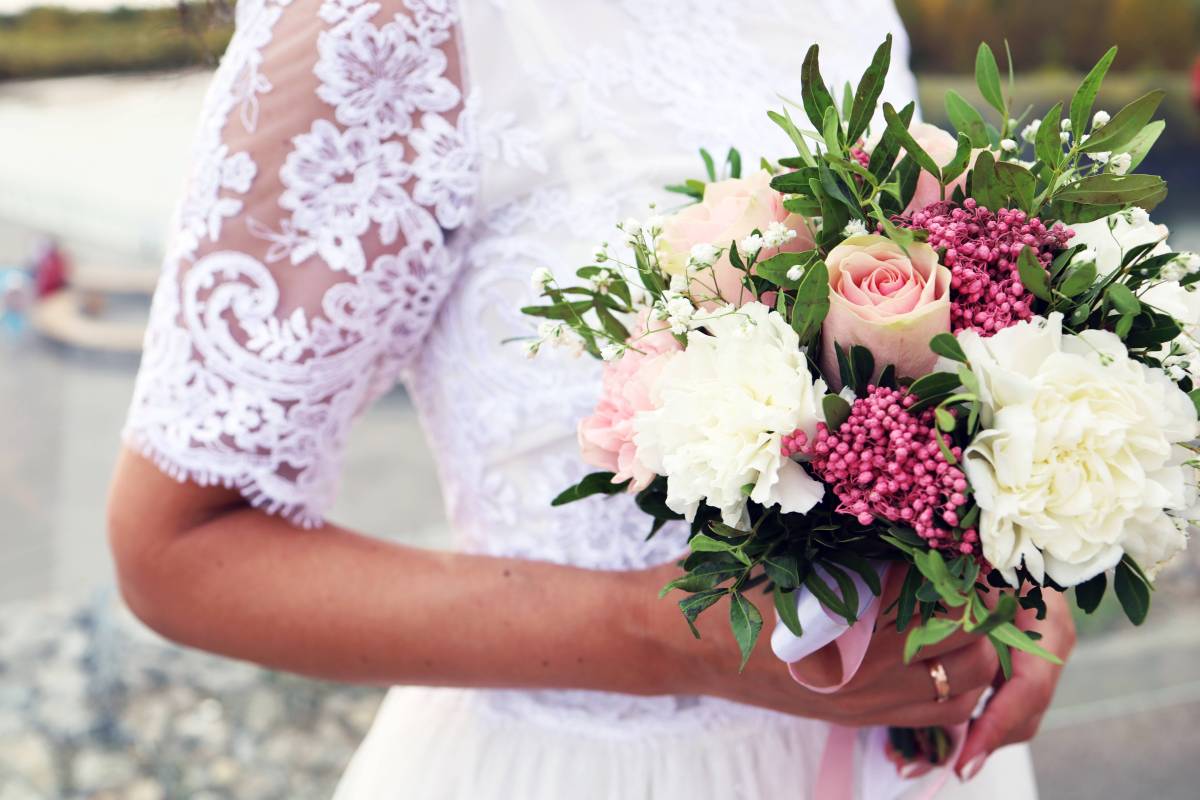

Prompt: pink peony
[
  {"left": 577, "top": 318, "right": 681, "bottom": 491},
  {"left": 820, "top": 235, "right": 951, "bottom": 387},
  {"left": 658, "top": 170, "right": 814, "bottom": 305}
]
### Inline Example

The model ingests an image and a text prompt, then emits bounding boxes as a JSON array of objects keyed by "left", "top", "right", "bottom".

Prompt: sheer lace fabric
[{"left": 123, "top": 0, "right": 1018, "bottom": 768}]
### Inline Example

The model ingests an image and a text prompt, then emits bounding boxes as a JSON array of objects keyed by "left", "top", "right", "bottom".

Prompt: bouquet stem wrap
[{"left": 770, "top": 563, "right": 966, "bottom": 800}]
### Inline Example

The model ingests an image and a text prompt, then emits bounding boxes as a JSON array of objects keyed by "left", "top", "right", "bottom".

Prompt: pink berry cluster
[
  {"left": 784, "top": 386, "right": 980, "bottom": 555},
  {"left": 900, "top": 199, "right": 1073, "bottom": 335},
  {"left": 850, "top": 144, "right": 871, "bottom": 169}
]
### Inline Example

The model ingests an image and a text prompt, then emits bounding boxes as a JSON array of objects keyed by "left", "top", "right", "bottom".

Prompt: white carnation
[
  {"left": 633, "top": 302, "right": 826, "bottom": 526},
  {"left": 1069, "top": 208, "right": 1170, "bottom": 277},
  {"left": 959, "top": 313, "right": 1198, "bottom": 587}
]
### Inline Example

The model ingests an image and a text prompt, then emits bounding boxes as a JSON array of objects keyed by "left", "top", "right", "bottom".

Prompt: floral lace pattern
[{"left": 126, "top": 0, "right": 481, "bottom": 524}]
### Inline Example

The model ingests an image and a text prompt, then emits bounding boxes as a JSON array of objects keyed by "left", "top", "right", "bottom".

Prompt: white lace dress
[{"left": 123, "top": 0, "right": 1037, "bottom": 796}]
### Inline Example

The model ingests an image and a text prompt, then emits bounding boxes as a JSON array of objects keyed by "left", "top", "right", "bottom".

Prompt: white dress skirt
[
  {"left": 122, "top": 0, "right": 1040, "bottom": 796},
  {"left": 333, "top": 687, "right": 1036, "bottom": 799}
]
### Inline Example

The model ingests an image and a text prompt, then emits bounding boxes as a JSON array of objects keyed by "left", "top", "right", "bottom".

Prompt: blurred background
[{"left": 0, "top": 1, "right": 1197, "bottom": 798}]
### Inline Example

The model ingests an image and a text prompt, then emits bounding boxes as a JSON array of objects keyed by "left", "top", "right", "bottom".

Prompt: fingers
[
  {"left": 875, "top": 686, "right": 988, "bottom": 728},
  {"left": 954, "top": 662, "right": 1051, "bottom": 778},
  {"left": 870, "top": 638, "right": 999, "bottom": 705}
]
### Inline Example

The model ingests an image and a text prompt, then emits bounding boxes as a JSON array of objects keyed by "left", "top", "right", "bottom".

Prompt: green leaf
[
  {"left": 825, "top": 551, "right": 883, "bottom": 597},
  {"left": 1055, "top": 173, "right": 1169, "bottom": 208},
  {"left": 593, "top": 301, "right": 629, "bottom": 341},
  {"left": 804, "top": 570, "right": 854, "bottom": 624},
  {"left": 895, "top": 565, "right": 922, "bottom": 632},
  {"left": 1079, "top": 90, "right": 1165, "bottom": 155},
  {"left": 764, "top": 553, "right": 802, "bottom": 589},
  {"left": 991, "top": 636, "right": 1014, "bottom": 679},
  {"left": 729, "top": 592, "right": 764, "bottom": 671},
  {"left": 768, "top": 108, "right": 815, "bottom": 165},
  {"left": 849, "top": 345, "right": 875, "bottom": 391},
  {"left": 941, "top": 133, "right": 974, "bottom": 185},
  {"left": 970, "top": 592, "right": 1018, "bottom": 636},
  {"left": 679, "top": 589, "right": 724, "bottom": 638},
  {"left": 1035, "top": 102, "right": 1064, "bottom": 169},
  {"left": 867, "top": 101, "right": 916, "bottom": 179},
  {"left": 990, "top": 622, "right": 1063, "bottom": 664},
  {"left": 929, "top": 332, "right": 968, "bottom": 363},
  {"left": 934, "top": 407, "right": 956, "bottom": 432},
  {"left": 846, "top": 34, "right": 892, "bottom": 144},
  {"left": 664, "top": 181, "right": 705, "bottom": 201},
  {"left": 945, "top": 89, "right": 989, "bottom": 147},
  {"left": 1123, "top": 119, "right": 1165, "bottom": 173},
  {"left": 822, "top": 562, "right": 861, "bottom": 623},
  {"left": 904, "top": 617, "right": 960, "bottom": 663},
  {"left": 1114, "top": 558, "right": 1151, "bottom": 625},
  {"left": 689, "top": 533, "right": 743, "bottom": 559},
  {"left": 790, "top": 259, "right": 831, "bottom": 345},
  {"left": 1074, "top": 572, "right": 1107, "bottom": 614},
  {"left": 726, "top": 147, "right": 742, "bottom": 179},
  {"left": 521, "top": 301, "right": 593, "bottom": 321},
  {"left": 822, "top": 394, "right": 852, "bottom": 433},
  {"left": 1106, "top": 283, "right": 1141, "bottom": 316},
  {"left": 756, "top": 251, "right": 811, "bottom": 289},
  {"left": 699, "top": 148, "right": 716, "bottom": 181},
  {"left": 801, "top": 44, "right": 837, "bottom": 131},
  {"left": 908, "top": 371, "right": 962, "bottom": 400},
  {"left": 1017, "top": 246, "right": 1051, "bottom": 302},
  {"left": 774, "top": 585, "right": 804, "bottom": 637},
  {"left": 883, "top": 102, "right": 940, "bottom": 181},
  {"left": 658, "top": 563, "right": 742, "bottom": 597},
  {"left": 974, "top": 43, "right": 1006, "bottom": 119},
  {"left": 967, "top": 149, "right": 1000, "bottom": 211},
  {"left": 822, "top": 105, "right": 844, "bottom": 154},
  {"left": 1189, "top": 389, "right": 1200, "bottom": 418},
  {"left": 1070, "top": 46, "right": 1118, "bottom": 139},
  {"left": 1058, "top": 260, "right": 1097, "bottom": 297},
  {"left": 551, "top": 472, "right": 631, "bottom": 506},
  {"left": 993, "top": 162, "right": 1037, "bottom": 213}
]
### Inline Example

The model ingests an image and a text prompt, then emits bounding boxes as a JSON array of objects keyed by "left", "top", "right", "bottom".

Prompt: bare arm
[
  {"left": 108, "top": 446, "right": 681, "bottom": 695},
  {"left": 109, "top": 446, "right": 1016, "bottom": 730}
]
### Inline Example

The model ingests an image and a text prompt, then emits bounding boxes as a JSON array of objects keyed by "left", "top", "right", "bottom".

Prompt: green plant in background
[{"left": 0, "top": 4, "right": 233, "bottom": 81}]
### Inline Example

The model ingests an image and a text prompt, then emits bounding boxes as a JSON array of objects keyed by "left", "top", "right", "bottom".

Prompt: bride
[{"left": 106, "top": 1, "right": 1073, "bottom": 796}]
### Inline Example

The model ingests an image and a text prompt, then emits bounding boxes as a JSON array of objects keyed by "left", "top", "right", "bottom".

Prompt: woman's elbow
[{"left": 105, "top": 447, "right": 238, "bottom": 640}]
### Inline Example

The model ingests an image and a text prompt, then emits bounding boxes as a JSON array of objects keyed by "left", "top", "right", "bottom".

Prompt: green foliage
[{"left": 0, "top": 5, "right": 232, "bottom": 80}]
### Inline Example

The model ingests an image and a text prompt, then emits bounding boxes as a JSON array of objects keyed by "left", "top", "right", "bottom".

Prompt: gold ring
[{"left": 928, "top": 660, "right": 951, "bottom": 703}]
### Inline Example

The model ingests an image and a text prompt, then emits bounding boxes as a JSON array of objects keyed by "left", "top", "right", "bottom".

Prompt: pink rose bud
[
  {"left": 820, "top": 235, "right": 951, "bottom": 388},
  {"left": 658, "top": 170, "right": 814, "bottom": 306}
]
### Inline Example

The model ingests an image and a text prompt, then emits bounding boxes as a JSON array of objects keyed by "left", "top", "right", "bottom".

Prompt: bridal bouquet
[{"left": 523, "top": 36, "right": 1197, "bottom": 775}]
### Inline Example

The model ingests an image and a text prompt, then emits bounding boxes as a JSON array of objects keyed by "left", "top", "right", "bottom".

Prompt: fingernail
[
  {"left": 961, "top": 754, "right": 987, "bottom": 781},
  {"left": 899, "top": 763, "right": 922, "bottom": 779}
]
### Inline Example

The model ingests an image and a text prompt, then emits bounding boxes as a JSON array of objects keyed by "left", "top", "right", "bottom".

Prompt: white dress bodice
[{"left": 123, "top": 0, "right": 928, "bottom": 742}]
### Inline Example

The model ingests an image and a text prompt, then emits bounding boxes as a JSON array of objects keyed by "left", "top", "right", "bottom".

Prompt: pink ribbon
[{"left": 770, "top": 564, "right": 969, "bottom": 800}]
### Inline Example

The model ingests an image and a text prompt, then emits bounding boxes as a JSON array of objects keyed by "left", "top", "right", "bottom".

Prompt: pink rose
[
  {"left": 901, "top": 122, "right": 971, "bottom": 215},
  {"left": 658, "top": 170, "right": 814, "bottom": 305},
  {"left": 577, "top": 316, "right": 681, "bottom": 491},
  {"left": 820, "top": 235, "right": 951, "bottom": 387}
]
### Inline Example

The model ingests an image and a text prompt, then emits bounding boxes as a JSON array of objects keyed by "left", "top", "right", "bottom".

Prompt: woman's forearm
[{"left": 108, "top": 448, "right": 686, "bottom": 694}]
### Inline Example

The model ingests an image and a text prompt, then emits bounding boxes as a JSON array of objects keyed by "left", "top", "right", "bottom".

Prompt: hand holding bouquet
[{"left": 523, "top": 36, "right": 1198, "bottom": 795}]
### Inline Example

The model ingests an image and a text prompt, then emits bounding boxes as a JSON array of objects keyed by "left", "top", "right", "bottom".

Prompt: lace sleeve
[{"left": 123, "top": 0, "right": 475, "bottom": 527}]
